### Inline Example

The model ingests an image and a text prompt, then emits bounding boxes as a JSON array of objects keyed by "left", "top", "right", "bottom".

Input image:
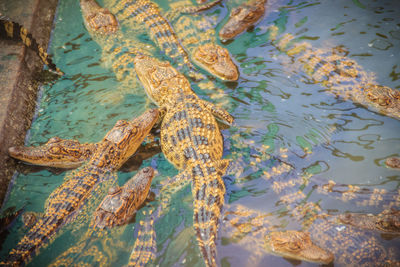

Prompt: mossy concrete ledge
[{"left": 0, "top": 0, "right": 59, "bottom": 206}]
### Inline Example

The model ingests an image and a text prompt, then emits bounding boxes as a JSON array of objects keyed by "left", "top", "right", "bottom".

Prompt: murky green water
[{"left": 1, "top": 0, "right": 399, "bottom": 266}]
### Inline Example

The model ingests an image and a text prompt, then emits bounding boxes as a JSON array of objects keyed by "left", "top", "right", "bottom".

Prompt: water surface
[{"left": 1, "top": 0, "right": 399, "bottom": 266}]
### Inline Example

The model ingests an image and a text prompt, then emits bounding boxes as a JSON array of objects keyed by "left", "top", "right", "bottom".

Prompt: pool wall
[{"left": 0, "top": 0, "right": 59, "bottom": 206}]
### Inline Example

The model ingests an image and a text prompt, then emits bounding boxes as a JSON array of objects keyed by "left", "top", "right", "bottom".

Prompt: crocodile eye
[
  {"left": 108, "top": 186, "right": 121, "bottom": 195},
  {"left": 244, "top": 12, "right": 256, "bottom": 22},
  {"left": 201, "top": 52, "right": 217, "bottom": 64},
  {"left": 231, "top": 7, "right": 242, "bottom": 16},
  {"left": 121, "top": 191, "right": 131, "bottom": 200},
  {"left": 48, "top": 136, "right": 62, "bottom": 144},
  {"left": 115, "top": 120, "right": 128, "bottom": 127},
  {"left": 288, "top": 241, "right": 301, "bottom": 251},
  {"left": 49, "top": 146, "right": 61, "bottom": 154}
]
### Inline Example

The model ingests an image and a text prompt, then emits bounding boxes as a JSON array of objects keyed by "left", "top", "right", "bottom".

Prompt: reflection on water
[{"left": 1, "top": 0, "right": 399, "bottom": 266}]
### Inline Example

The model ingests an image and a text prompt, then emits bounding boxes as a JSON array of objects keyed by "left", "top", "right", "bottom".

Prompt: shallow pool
[{"left": 1, "top": 0, "right": 399, "bottom": 266}]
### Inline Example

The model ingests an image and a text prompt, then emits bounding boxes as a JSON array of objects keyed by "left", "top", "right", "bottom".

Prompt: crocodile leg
[{"left": 200, "top": 99, "right": 234, "bottom": 125}]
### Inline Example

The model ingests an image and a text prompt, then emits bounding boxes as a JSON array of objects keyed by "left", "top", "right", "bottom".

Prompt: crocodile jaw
[{"left": 8, "top": 138, "right": 94, "bottom": 168}]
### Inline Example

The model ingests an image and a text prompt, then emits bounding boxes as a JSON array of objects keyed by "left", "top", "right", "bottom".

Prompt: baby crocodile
[
  {"left": 134, "top": 54, "right": 233, "bottom": 267},
  {"left": 9, "top": 137, "right": 96, "bottom": 169},
  {"left": 166, "top": 0, "right": 239, "bottom": 81},
  {"left": 1, "top": 109, "right": 159, "bottom": 266},
  {"left": 219, "top": 0, "right": 266, "bottom": 41},
  {"left": 267, "top": 25, "right": 400, "bottom": 120},
  {"left": 337, "top": 208, "right": 400, "bottom": 235},
  {"left": 49, "top": 167, "right": 155, "bottom": 266},
  {"left": 106, "top": 0, "right": 238, "bottom": 81},
  {"left": 80, "top": 0, "right": 156, "bottom": 91},
  {"left": 0, "top": 15, "right": 63, "bottom": 75},
  {"left": 93, "top": 167, "right": 155, "bottom": 229}
]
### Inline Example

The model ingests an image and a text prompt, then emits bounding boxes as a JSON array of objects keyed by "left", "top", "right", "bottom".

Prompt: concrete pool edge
[{"left": 0, "top": 0, "right": 59, "bottom": 207}]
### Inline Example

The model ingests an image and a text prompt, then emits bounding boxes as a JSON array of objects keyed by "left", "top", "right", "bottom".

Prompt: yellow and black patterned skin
[
  {"left": 1, "top": 109, "right": 159, "bottom": 267},
  {"left": 49, "top": 167, "right": 155, "bottom": 267},
  {"left": 8, "top": 137, "right": 97, "bottom": 169},
  {"left": 0, "top": 15, "right": 63, "bottom": 75},
  {"left": 127, "top": 209, "right": 157, "bottom": 267},
  {"left": 134, "top": 54, "right": 232, "bottom": 267},
  {"left": 267, "top": 25, "right": 400, "bottom": 120},
  {"left": 219, "top": 0, "right": 266, "bottom": 41}
]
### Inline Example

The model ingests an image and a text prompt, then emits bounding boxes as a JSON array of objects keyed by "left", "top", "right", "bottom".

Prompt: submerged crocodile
[
  {"left": 105, "top": 0, "right": 239, "bottom": 81},
  {"left": 266, "top": 25, "right": 400, "bottom": 120},
  {"left": 134, "top": 54, "right": 233, "bottom": 267},
  {"left": 219, "top": 0, "right": 266, "bottom": 41},
  {"left": 337, "top": 208, "right": 400, "bottom": 235},
  {"left": 1, "top": 109, "right": 159, "bottom": 266},
  {"left": 267, "top": 155, "right": 400, "bottom": 265},
  {"left": 49, "top": 167, "right": 155, "bottom": 266},
  {"left": 0, "top": 15, "right": 63, "bottom": 75},
  {"left": 220, "top": 143, "right": 400, "bottom": 266},
  {"left": 79, "top": 0, "right": 154, "bottom": 91},
  {"left": 223, "top": 205, "right": 334, "bottom": 265},
  {"left": 385, "top": 157, "right": 400, "bottom": 170}
]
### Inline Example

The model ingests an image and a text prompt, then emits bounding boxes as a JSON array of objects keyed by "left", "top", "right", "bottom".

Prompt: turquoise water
[{"left": 1, "top": 0, "right": 400, "bottom": 266}]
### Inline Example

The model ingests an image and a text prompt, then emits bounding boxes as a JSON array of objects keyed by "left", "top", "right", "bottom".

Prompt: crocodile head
[
  {"left": 219, "top": 0, "right": 265, "bottom": 41},
  {"left": 338, "top": 209, "right": 400, "bottom": 234},
  {"left": 265, "top": 230, "right": 334, "bottom": 264},
  {"left": 92, "top": 166, "right": 155, "bottom": 229},
  {"left": 8, "top": 137, "right": 96, "bottom": 168},
  {"left": 80, "top": 0, "right": 118, "bottom": 35},
  {"left": 93, "top": 108, "right": 159, "bottom": 170},
  {"left": 134, "top": 54, "right": 193, "bottom": 106},
  {"left": 365, "top": 84, "right": 400, "bottom": 119},
  {"left": 193, "top": 43, "right": 239, "bottom": 81}
]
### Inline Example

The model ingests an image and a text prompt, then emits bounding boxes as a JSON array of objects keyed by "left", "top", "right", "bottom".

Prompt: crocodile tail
[
  {"left": 0, "top": 17, "right": 64, "bottom": 75},
  {"left": 1, "top": 216, "right": 60, "bottom": 266},
  {"left": 191, "top": 159, "right": 230, "bottom": 267},
  {"left": 127, "top": 209, "right": 157, "bottom": 267}
]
